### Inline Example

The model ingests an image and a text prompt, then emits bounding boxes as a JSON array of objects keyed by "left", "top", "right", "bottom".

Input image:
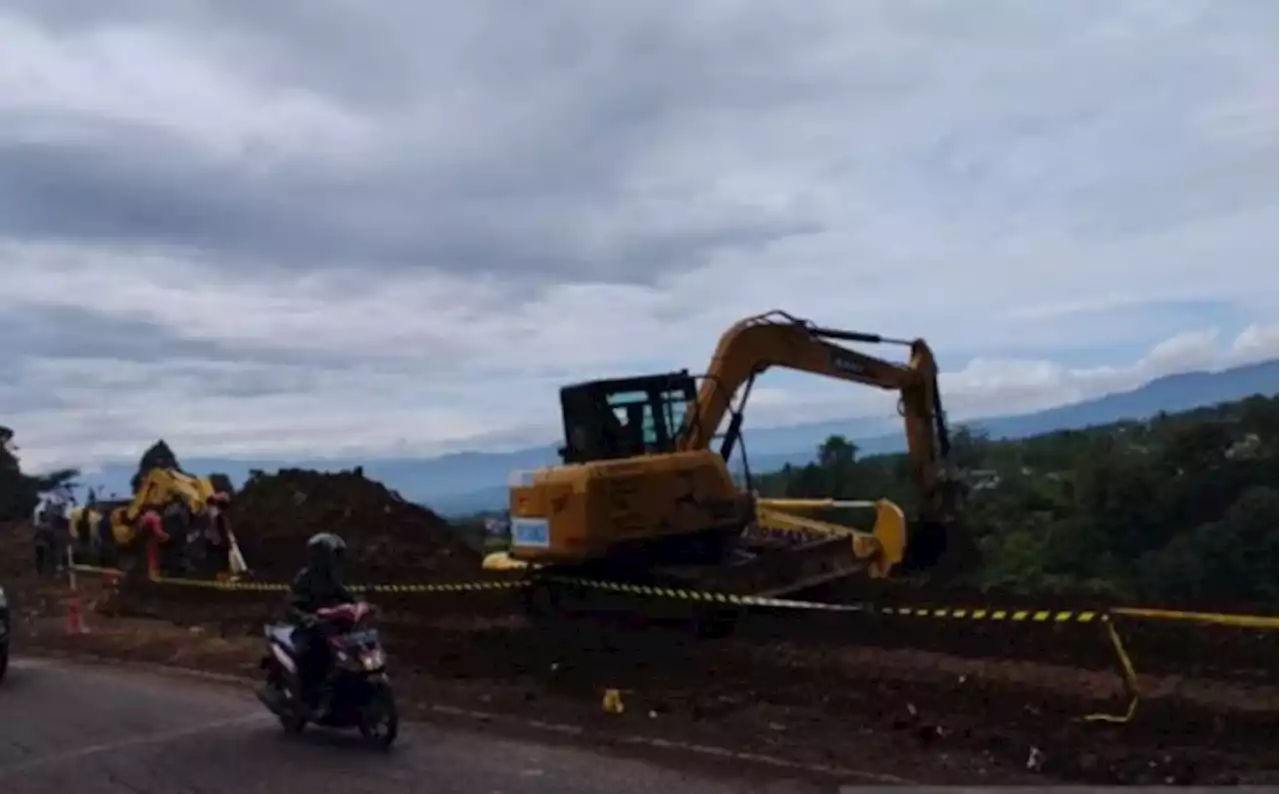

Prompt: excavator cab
[{"left": 557, "top": 371, "right": 698, "bottom": 464}]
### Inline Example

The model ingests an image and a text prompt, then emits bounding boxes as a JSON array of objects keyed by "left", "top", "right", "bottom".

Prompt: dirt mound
[
  {"left": 228, "top": 468, "right": 482, "bottom": 582},
  {"left": 0, "top": 520, "right": 33, "bottom": 578}
]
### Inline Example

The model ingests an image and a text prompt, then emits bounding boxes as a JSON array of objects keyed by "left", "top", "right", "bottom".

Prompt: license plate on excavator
[{"left": 512, "top": 517, "right": 550, "bottom": 548}]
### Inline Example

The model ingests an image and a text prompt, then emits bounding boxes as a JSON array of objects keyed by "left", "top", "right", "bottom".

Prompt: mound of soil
[
  {"left": 0, "top": 519, "right": 34, "bottom": 578},
  {"left": 228, "top": 468, "right": 482, "bottom": 582}
]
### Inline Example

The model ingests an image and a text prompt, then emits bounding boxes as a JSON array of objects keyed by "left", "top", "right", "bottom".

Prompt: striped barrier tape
[
  {"left": 150, "top": 576, "right": 524, "bottom": 595},
  {"left": 876, "top": 605, "right": 1105, "bottom": 624},
  {"left": 71, "top": 565, "right": 1277, "bottom": 629},
  {"left": 71, "top": 567, "right": 522, "bottom": 594},
  {"left": 1112, "top": 606, "right": 1278, "bottom": 631},
  {"left": 153, "top": 576, "right": 288, "bottom": 592},
  {"left": 71, "top": 564, "right": 125, "bottom": 577},
  {"left": 542, "top": 576, "right": 868, "bottom": 612},
  {"left": 363, "top": 581, "right": 524, "bottom": 594}
]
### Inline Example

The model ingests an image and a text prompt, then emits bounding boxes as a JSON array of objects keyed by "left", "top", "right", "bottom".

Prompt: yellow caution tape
[
  {"left": 1082, "top": 620, "right": 1141, "bottom": 724},
  {"left": 362, "top": 581, "right": 524, "bottom": 594},
  {"left": 71, "top": 564, "right": 124, "bottom": 577},
  {"left": 144, "top": 574, "right": 523, "bottom": 594},
  {"left": 878, "top": 605, "right": 1104, "bottom": 624},
  {"left": 152, "top": 576, "right": 289, "bottom": 592},
  {"left": 71, "top": 564, "right": 1279, "bottom": 632},
  {"left": 1112, "top": 606, "right": 1279, "bottom": 630},
  {"left": 544, "top": 575, "right": 868, "bottom": 611}
]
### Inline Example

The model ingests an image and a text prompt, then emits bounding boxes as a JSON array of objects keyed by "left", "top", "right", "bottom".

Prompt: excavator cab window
[{"left": 558, "top": 372, "right": 697, "bottom": 464}]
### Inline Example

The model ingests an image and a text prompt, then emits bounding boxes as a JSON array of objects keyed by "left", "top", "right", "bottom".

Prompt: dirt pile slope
[
  {"left": 0, "top": 520, "right": 33, "bottom": 578},
  {"left": 228, "top": 468, "right": 482, "bottom": 582}
]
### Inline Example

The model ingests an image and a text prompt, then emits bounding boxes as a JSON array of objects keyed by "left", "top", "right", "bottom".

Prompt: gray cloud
[
  {"left": 1, "top": 0, "right": 1275, "bottom": 468},
  {"left": 1, "top": 2, "right": 833, "bottom": 283},
  {"left": 0, "top": 300, "right": 370, "bottom": 379},
  {"left": 0, "top": 303, "right": 223, "bottom": 362},
  {"left": 0, "top": 114, "right": 815, "bottom": 284}
]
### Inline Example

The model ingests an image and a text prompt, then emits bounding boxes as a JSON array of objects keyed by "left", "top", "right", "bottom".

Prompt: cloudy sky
[{"left": 2, "top": 0, "right": 1277, "bottom": 470}]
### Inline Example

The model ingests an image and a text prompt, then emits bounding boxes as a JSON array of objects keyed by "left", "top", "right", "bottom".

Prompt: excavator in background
[
  {"left": 490, "top": 310, "right": 977, "bottom": 603},
  {"left": 68, "top": 468, "right": 249, "bottom": 580}
]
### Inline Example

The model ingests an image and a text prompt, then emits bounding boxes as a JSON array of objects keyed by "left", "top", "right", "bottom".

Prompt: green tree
[
  {"left": 0, "top": 426, "right": 79, "bottom": 520},
  {"left": 208, "top": 472, "right": 236, "bottom": 497},
  {"left": 817, "top": 435, "right": 858, "bottom": 470}
]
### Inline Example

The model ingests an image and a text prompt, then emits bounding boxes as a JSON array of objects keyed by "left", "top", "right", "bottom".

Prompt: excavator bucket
[
  {"left": 901, "top": 515, "right": 981, "bottom": 581},
  {"left": 755, "top": 496, "right": 980, "bottom": 582},
  {"left": 754, "top": 498, "right": 905, "bottom": 579}
]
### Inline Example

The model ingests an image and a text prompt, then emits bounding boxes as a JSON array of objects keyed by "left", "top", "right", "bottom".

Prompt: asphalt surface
[{"left": 0, "top": 657, "right": 830, "bottom": 794}]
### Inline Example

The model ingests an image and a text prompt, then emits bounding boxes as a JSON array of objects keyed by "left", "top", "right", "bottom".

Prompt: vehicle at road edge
[
  {"left": 0, "top": 584, "right": 10, "bottom": 683},
  {"left": 256, "top": 601, "right": 398, "bottom": 748}
]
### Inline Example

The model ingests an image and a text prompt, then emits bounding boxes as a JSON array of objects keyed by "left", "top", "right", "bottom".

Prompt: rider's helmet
[{"left": 306, "top": 532, "right": 347, "bottom": 577}]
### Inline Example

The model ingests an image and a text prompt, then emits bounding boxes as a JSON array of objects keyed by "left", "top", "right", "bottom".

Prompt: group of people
[
  {"left": 31, "top": 489, "right": 238, "bottom": 579},
  {"left": 158, "top": 491, "right": 235, "bottom": 577}
]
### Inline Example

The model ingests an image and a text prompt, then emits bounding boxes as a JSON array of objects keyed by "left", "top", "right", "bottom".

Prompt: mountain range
[{"left": 71, "top": 359, "right": 1278, "bottom": 516}]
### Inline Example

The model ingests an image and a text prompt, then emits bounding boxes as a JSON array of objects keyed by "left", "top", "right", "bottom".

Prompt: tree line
[
  {"left": 754, "top": 394, "right": 1278, "bottom": 609},
  {"left": 0, "top": 426, "right": 78, "bottom": 521}
]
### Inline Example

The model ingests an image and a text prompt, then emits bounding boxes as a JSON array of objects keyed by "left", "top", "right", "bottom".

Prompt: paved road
[{"left": 0, "top": 657, "right": 831, "bottom": 794}]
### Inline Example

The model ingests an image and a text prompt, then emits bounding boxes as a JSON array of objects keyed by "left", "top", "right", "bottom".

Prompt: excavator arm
[
  {"left": 510, "top": 309, "right": 974, "bottom": 578},
  {"left": 676, "top": 310, "right": 958, "bottom": 530}
]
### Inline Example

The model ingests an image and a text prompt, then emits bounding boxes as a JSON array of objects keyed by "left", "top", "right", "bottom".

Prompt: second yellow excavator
[
  {"left": 68, "top": 468, "right": 249, "bottom": 579},
  {"left": 496, "top": 310, "right": 976, "bottom": 600}
]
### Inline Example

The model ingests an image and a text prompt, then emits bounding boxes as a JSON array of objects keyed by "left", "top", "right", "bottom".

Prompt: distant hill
[{"left": 67, "top": 359, "right": 1279, "bottom": 516}]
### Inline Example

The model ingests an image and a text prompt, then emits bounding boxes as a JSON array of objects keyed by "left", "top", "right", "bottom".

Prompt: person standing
[{"left": 31, "top": 496, "right": 60, "bottom": 577}]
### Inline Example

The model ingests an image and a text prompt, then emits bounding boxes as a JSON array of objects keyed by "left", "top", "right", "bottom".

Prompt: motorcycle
[
  {"left": 256, "top": 601, "right": 399, "bottom": 748},
  {"left": 0, "top": 584, "right": 10, "bottom": 684}
]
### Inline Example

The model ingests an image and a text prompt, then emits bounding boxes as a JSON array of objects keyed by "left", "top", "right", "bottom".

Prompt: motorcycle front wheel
[{"left": 358, "top": 682, "right": 399, "bottom": 749}]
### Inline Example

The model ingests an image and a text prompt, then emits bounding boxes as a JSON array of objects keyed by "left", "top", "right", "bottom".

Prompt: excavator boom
[
  {"left": 678, "top": 311, "right": 957, "bottom": 533},
  {"left": 505, "top": 309, "right": 974, "bottom": 598}
]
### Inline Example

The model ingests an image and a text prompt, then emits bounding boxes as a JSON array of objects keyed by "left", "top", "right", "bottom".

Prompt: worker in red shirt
[{"left": 138, "top": 509, "right": 168, "bottom": 579}]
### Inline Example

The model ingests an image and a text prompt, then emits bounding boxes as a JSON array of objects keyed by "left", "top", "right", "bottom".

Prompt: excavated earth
[
  {"left": 227, "top": 469, "right": 486, "bottom": 581},
  {"left": 3, "top": 470, "right": 1277, "bottom": 786}
]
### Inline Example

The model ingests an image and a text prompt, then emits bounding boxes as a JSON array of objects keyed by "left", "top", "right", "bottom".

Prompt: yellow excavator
[
  {"left": 488, "top": 310, "right": 975, "bottom": 600},
  {"left": 68, "top": 468, "right": 249, "bottom": 579}
]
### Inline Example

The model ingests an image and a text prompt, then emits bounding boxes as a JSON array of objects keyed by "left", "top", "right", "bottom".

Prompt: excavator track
[{"left": 511, "top": 502, "right": 908, "bottom": 639}]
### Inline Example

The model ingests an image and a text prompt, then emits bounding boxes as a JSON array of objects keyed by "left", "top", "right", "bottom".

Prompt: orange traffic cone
[{"left": 65, "top": 593, "right": 89, "bottom": 635}]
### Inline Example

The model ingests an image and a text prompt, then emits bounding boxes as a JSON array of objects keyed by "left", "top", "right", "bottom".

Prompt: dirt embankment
[
  {"left": 228, "top": 468, "right": 482, "bottom": 582},
  {"left": 0, "top": 519, "right": 36, "bottom": 579}
]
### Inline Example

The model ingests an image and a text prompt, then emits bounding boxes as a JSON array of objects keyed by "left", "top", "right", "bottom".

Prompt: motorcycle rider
[{"left": 287, "top": 532, "right": 355, "bottom": 716}]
